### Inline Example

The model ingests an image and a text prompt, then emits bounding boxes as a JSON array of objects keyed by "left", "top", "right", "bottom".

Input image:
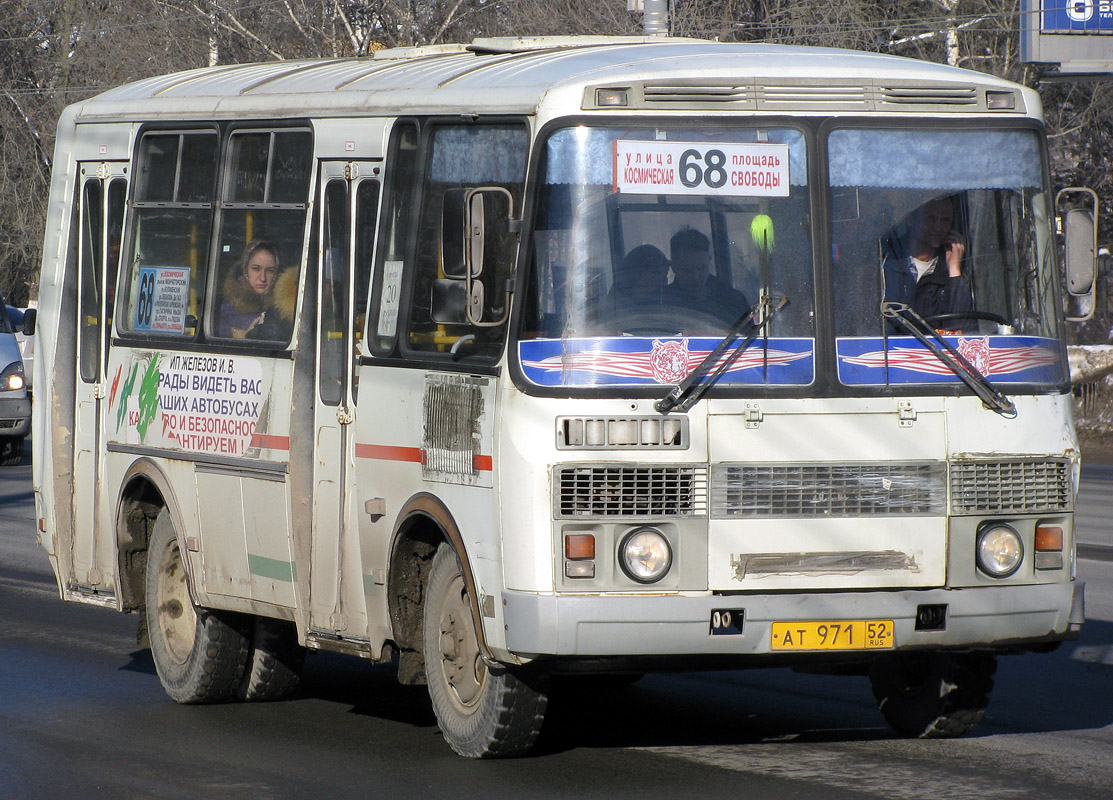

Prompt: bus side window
[
  {"left": 369, "top": 121, "right": 418, "bottom": 355},
  {"left": 211, "top": 129, "right": 311, "bottom": 343},
  {"left": 352, "top": 179, "right": 380, "bottom": 399},
  {"left": 406, "top": 122, "right": 528, "bottom": 359},
  {"left": 122, "top": 131, "right": 217, "bottom": 337}
]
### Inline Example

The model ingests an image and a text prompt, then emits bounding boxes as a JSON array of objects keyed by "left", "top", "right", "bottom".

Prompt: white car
[{"left": 0, "top": 303, "right": 32, "bottom": 465}]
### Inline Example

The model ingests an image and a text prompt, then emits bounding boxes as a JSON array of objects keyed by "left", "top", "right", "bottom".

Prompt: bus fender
[
  {"left": 115, "top": 457, "right": 198, "bottom": 612},
  {"left": 388, "top": 492, "right": 496, "bottom": 670}
]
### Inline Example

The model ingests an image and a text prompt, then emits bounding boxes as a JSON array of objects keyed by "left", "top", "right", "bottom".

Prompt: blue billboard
[{"left": 1042, "top": 0, "right": 1113, "bottom": 33}]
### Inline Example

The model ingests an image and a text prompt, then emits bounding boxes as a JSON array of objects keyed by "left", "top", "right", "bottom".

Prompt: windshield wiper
[
  {"left": 655, "top": 295, "right": 788, "bottom": 415},
  {"left": 881, "top": 301, "right": 1016, "bottom": 418}
]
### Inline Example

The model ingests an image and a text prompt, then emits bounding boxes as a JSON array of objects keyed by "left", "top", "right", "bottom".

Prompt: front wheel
[
  {"left": 423, "top": 544, "right": 548, "bottom": 758},
  {"left": 869, "top": 651, "right": 996, "bottom": 738},
  {"left": 145, "top": 509, "right": 250, "bottom": 703}
]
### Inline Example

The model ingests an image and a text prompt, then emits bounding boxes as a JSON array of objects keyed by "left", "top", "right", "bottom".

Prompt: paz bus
[{"left": 33, "top": 36, "right": 1097, "bottom": 757}]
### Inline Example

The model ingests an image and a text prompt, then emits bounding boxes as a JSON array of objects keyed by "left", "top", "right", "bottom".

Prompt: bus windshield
[
  {"left": 829, "top": 126, "right": 1067, "bottom": 388},
  {"left": 520, "top": 124, "right": 814, "bottom": 389}
]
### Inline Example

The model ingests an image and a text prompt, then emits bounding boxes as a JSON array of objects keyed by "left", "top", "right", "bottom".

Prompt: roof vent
[
  {"left": 644, "top": 83, "right": 749, "bottom": 104},
  {"left": 881, "top": 85, "right": 978, "bottom": 106}
]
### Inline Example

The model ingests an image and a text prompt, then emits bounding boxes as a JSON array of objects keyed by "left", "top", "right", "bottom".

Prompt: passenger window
[
  {"left": 212, "top": 129, "right": 311, "bottom": 342},
  {"left": 123, "top": 131, "right": 217, "bottom": 337}
]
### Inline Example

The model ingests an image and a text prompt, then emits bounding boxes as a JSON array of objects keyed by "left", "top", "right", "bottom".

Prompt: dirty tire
[
  {"left": 869, "top": 651, "right": 996, "bottom": 738},
  {"left": 237, "top": 616, "right": 306, "bottom": 701},
  {"left": 0, "top": 436, "right": 23, "bottom": 466},
  {"left": 423, "top": 544, "right": 548, "bottom": 758},
  {"left": 145, "top": 509, "right": 249, "bottom": 703}
]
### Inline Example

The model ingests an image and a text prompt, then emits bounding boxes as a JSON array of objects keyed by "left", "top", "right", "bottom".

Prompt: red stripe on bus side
[
  {"left": 356, "top": 444, "right": 425, "bottom": 464},
  {"left": 354, "top": 445, "right": 493, "bottom": 472},
  {"left": 250, "top": 434, "right": 291, "bottom": 451}
]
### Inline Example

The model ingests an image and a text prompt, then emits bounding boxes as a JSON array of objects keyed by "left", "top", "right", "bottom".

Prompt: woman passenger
[{"left": 218, "top": 240, "right": 279, "bottom": 338}]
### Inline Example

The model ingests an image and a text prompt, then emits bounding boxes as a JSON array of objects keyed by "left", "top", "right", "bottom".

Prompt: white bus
[{"left": 34, "top": 37, "right": 1096, "bottom": 757}]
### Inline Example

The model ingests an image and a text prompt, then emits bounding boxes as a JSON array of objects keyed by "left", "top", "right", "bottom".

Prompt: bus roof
[{"left": 70, "top": 37, "right": 1035, "bottom": 122}]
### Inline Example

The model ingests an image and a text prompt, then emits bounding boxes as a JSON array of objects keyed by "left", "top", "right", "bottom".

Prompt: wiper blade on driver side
[
  {"left": 881, "top": 301, "right": 1016, "bottom": 418},
  {"left": 655, "top": 295, "right": 788, "bottom": 415}
]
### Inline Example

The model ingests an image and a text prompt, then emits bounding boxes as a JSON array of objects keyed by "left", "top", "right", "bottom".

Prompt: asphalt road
[{"left": 2, "top": 449, "right": 1111, "bottom": 799}]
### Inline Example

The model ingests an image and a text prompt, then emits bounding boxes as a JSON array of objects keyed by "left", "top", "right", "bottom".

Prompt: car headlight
[
  {"left": 976, "top": 523, "right": 1023, "bottom": 578},
  {"left": 619, "top": 527, "right": 672, "bottom": 583},
  {"left": 0, "top": 361, "right": 24, "bottom": 391}
]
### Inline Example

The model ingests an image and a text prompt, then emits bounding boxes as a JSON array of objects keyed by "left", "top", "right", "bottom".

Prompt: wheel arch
[
  {"left": 387, "top": 492, "right": 493, "bottom": 684},
  {"left": 115, "top": 457, "right": 191, "bottom": 614}
]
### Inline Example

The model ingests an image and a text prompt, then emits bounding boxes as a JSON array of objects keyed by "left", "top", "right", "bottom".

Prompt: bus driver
[{"left": 882, "top": 195, "right": 974, "bottom": 326}]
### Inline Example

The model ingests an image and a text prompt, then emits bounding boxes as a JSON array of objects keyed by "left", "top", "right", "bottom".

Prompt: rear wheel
[
  {"left": 423, "top": 544, "right": 548, "bottom": 758},
  {"left": 145, "top": 509, "right": 249, "bottom": 703},
  {"left": 0, "top": 436, "right": 23, "bottom": 466},
  {"left": 869, "top": 651, "right": 996, "bottom": 738},
  {"left": 236, "top": 616, "right": 305, "bottom": 701}
]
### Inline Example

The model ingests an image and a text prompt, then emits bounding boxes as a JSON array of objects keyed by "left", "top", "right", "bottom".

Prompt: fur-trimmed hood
[
  {"left": 266, "top": 267, "right": 298, "bottom": 322},
  {"left": 221, "top": 269, "right": 267, "bottom": 315}
]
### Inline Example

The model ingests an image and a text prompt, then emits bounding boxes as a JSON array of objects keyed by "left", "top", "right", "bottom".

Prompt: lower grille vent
[
  {"left": 711, "top": 462, "right": 947, "bottom": 518},
  {"left": 555, "top": 464, "right": 707, "bottom": 518}
]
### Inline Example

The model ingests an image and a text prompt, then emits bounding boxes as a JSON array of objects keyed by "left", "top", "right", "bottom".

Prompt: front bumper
[
  {"left": 501, "top": 581, "right": 1083, "bottom": 660},
  {"left": 0, "top": 394, "right": 30, "bottom": 438}
]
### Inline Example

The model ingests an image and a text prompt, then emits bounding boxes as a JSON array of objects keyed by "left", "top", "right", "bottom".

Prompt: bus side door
[
  {"left": 71, "top": 163, "right": 127, "bottom": 596},
  {"left": 307, "top": 162, "right": 380, "bottom": 642}
]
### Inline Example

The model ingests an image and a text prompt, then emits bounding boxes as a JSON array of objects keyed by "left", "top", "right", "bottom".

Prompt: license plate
[{"left": 770, "top": 619, "right": 894, "bottom": 651}]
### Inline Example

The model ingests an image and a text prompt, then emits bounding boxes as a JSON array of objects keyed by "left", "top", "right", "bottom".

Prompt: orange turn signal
[
  {"left": 1034, "top": 525, "right": 1064, "bottom": 552},
  {"left": 565, "top": 533, "right": 596, "bottom": 560}
]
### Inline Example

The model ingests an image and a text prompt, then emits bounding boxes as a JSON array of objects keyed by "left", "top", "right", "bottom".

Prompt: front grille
[
  {"left": 555, "top": 464, "right": 707, "bottom": 519},
  {"left": 711, "top": 462, "right": 947, "bottom": 518},
  {"left": 950, "top": 459, "right": 1071, "bottom": 515}
]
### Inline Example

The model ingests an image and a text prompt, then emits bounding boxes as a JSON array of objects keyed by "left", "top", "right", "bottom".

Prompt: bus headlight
[
  {"left": 619, "top": 527, "right": 672, "bottom": 584},
  {"left": 976, "top": 523, "right": 1023, "bottom": 578},
  {"left": 1, "top": 362, "right": 24, "bottom": 391}
]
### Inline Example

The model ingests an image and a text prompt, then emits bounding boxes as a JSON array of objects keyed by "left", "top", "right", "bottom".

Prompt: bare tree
[{"left": 0, "top": 0, "right": 1109, "bottom": 331}]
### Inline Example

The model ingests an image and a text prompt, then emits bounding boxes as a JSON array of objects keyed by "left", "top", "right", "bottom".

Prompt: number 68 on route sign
[{"left": 613, "top": 140, "right": 791, "bottom": 197}]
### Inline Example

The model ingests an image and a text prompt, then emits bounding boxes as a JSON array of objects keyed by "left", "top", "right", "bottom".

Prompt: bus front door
[
  {"left": 306, "top": 164, "right": 379, "bottom": 645},
  {"left": 71, "top": 163, "right": 127, "bottom": 597}
]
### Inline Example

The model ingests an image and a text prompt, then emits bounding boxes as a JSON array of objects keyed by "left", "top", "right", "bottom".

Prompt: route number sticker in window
[{"left": 134, "top": 266, "right": 190, "bottom": 334}]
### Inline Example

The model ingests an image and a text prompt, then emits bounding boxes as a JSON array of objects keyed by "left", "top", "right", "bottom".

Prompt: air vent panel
[
  {"left": 950, "top": 459, "right": 1071, "bottom": 515},
  {"left": 555, "top": 464, "right": 707, "bottom": 518},
  {"left": 711, "top": 462, "right": 947, "bottom": 518}
]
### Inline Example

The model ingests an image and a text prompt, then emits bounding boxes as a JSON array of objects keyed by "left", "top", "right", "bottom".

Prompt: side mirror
[
  {"left": 464, "top": 186, "right": 516, "bottom": 327},
  {"left": 1057, "top": 187, "right": 1098, "bottom": 322},
  {"left": 21, "top": 308, "right": 36, "bottom": 336}
]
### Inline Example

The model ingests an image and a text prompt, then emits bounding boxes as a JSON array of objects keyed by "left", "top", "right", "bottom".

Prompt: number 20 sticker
[{"left": 613, "top": 140, "right": 790, "bottom": 197}]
